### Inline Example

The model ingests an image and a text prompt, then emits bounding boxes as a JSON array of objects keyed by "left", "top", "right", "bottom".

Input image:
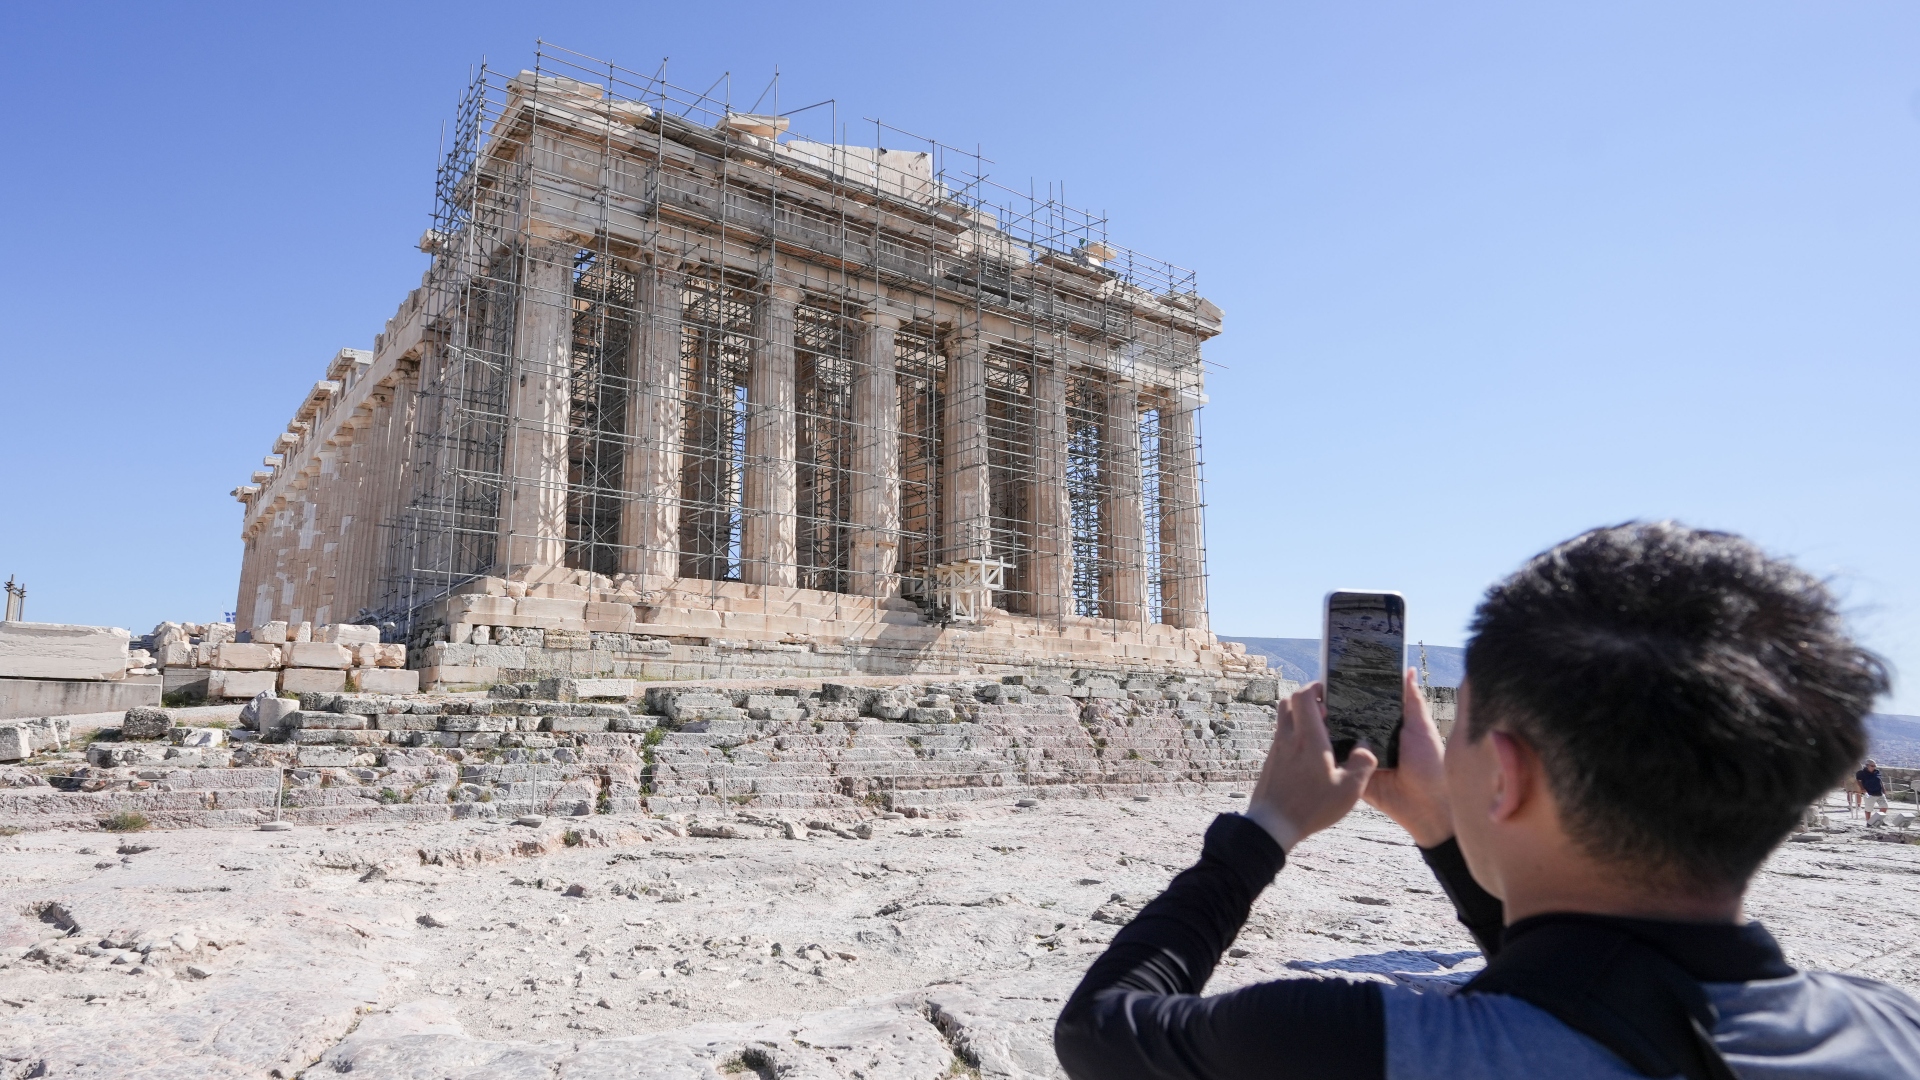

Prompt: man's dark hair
[{"left": 1465, "top": 521, "right": 1888, "bottom": 892}]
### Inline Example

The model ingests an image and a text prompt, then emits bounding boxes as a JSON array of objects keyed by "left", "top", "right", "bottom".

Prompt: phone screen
[{"left": 1323, "top": 590, "right": 1406, "bottom": 767}]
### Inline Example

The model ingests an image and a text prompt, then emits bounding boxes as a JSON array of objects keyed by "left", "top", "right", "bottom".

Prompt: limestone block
[
  {"left": 172, "top": 727, "right": 228, "bottom": 748},
  {"left": 354, "top": 668, "right": 420, "bottom": 694},
  {"left": 473, "top": 645, "right": 528, "bottom": 668},
  {"left": 658, "top": 692, "right": 729, "bottom": 721},
  {"left": 291, "top": 729, "right": 381, "bottom": 746},
  {"left": 571, "top": 678, "right": 635, "bottom": 701},
  {"left": 323, "top": 623, "right": 381, "bottom": 646},
  {"left": 288, "top": 642, "right": 352, "bottom": 669},
  {"left": 586, "top": 601, "right": 638, "bottom": 622},
  {"left": 1239, "top": 678, "right": 1279, "bottom": 705},
  {"left": 0, "top": 622, "right": 131, "bottom": 681},
  {"left": 450, "top": 594, "right": 516, "bottom": 619},
  {"left": 7, "top": 716, "right": 69, "bottom": 754},
  {"left": 562, "top": 651, "right": 615, "bottom": 676},
  {"left": 375, "top": 644, "right": 407, "bottom": 668},
  {"left": 280, "top": 667, "right": 347, "bottom": 694},
  {"left": 438, "top": 715, "right": 507, "bottom": 733},
  {"left": 203, "top": 623, "right": 236, "bottom": 645},
  {"left": 420, "top": 665, "right": 501, "bottom": 687},
  {"left": 213, "top": 643, "right": 280, "bottom": 670},
  {"left": 420, "top": 642, "right": 478, "bottom": 668},
  {"left": 293, "top": 621, "right": 313, "bottom": 642},
  {"left": 526, "top": 581, "right": 589, "bottom": 601},
  {"left": 516, "top": 597, "right": 588, "bottom": 622},
  {"left": 255, "top": 621, "right": 289, "bottom": 644},
  {"left": 0, "top": 724, "right": 30, "bottom": 762},
  {"left": 162, "top": 667, "right": 210, "bottom": 701},
  {"left": 659, "top": 608, "right": 725, "bottom": 629},
  {"left": 158, "top": 642, "right": 195, "bottom": 668},
  {"left": 121, "top": 706, "right": 174, "bottom": 740},
  {"left": 290, "top": 711, "right": 367, "bottom": 730},
  {"left": 208, "top": 669, "right": 278, "bottom": 699},
  {"left": 256, "top": 694, "right": 300, "bottom": 736}
]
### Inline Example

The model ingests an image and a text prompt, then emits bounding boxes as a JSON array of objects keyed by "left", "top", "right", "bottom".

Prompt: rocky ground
[{"left": 1, "top": 792, "right": 1915, "bottom": 1079}]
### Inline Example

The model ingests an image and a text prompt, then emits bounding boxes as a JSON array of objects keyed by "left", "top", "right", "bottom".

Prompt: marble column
[
  {"left": 356, "top": 367, "right": 416, "bottom": 616},
  {"left": 618, "top": 261, "right": 685, "bottom": 588},
  {"left": 1028, "top": 355, "right": 1074, "bottom": 617},
  {"left": 498, "top": 242, "right": 574, "bottom": 573},
  {"left": 741, "top": 282, "right": 799, "bottom": 587},
  {"left": 342, "top": 385, "right": 395, "bottom": 620},
  {"left": 312, "top": 447, "right": 344, "bottom": 628},
  {"left": 850, "top": 307, "right": 903, "bottom": 596},
  {"left": 940, "top": 328, "right": 992, "bottom": 564},
  {"left": 1158, "top": 393, "right": 1208, "bottom": 631},
  {"left": 1103, "top": 378, "right": 1147, "bottom": 623}
]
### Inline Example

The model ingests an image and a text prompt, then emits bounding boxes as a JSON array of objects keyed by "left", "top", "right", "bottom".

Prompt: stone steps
[{"left": 0, "top": 677, "right": 1285, "bottom": 831}]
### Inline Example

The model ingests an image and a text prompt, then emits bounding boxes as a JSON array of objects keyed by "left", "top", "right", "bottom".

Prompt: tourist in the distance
[
  {"left": 1859, "top": 759, "right": 1889, "bottom": 820},
  {"left": 1845, "top": 769, "right": 1866, "bottom": 815},
  {"left": 1054, "top": 522, "right": 1920, "bottom": 1079}
]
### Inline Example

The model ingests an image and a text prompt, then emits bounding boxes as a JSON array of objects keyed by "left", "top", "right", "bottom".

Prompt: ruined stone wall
[{"left": 0, "top": 673, "right": 1292, "bottom": 832}]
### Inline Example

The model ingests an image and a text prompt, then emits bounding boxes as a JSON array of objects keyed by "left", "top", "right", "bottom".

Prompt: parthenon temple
[{"left": 232, "top": 47, "right": 1251, "bottom": 685}]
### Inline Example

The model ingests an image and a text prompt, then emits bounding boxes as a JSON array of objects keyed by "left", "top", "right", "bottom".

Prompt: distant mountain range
[
  {"left": 1220, "top": 638, "right": 1920, "bottom": 768},
  {"left": 1868, "top": 715, "right": 1920, "bottom": 768},
  {"left": 1219, "top": 637, "right": 1464, "bottom": 687}
]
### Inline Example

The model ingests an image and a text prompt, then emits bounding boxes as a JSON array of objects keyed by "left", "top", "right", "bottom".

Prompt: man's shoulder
[
  {"left": 1379, "top": 985, "right": 1641, "bottom": 1079},
  {"left": 1379, "top": 972, "right": 1920, "bottom": 1079},
  {"left": 1789, "top": 969, "right": 1920, "bottom": 1020}
]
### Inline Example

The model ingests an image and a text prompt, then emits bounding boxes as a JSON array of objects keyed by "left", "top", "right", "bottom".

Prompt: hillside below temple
[{"left": 231, "top": 46, "right": 1258, "bottom": 686}]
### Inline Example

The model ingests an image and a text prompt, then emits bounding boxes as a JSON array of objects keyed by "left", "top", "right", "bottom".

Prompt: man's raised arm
[{"left": 1054, "top": 684, "right": 1387, "bottom": 1080}]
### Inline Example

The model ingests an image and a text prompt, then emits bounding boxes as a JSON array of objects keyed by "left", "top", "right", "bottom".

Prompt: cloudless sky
[{"left": 1, "top": 2, "right": 1915, "bottom": 708}]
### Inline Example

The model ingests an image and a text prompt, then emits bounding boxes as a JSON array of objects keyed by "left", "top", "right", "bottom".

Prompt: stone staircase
[{"left": 0, "top": 672, "right": 1291, "bottom": 832}]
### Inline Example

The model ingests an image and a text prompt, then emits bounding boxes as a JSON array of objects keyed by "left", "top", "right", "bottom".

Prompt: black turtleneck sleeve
[
  {"left": 1418, "top": 837, "right": 1505, "bottom": 956},
  {"left": 1053, "top": 814, "right": 1386, "bottom": 1080}
]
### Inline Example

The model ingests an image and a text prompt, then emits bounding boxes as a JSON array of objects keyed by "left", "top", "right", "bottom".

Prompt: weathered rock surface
[{"left": 0, "top": 794, "right": 1909, "bottom": 1078}]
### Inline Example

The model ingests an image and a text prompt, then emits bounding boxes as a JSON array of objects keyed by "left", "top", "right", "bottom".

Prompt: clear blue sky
[{"left": 2, "top": 3, "right": 1915, "bottom": 708}]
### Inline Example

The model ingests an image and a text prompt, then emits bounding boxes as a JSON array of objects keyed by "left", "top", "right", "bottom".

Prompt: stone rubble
[
  {"left": 0, "top": 672, "right": 1298, "bottom": 831},
  {"left": 148, "top": 619, "right": 413, "bottom": 702}
]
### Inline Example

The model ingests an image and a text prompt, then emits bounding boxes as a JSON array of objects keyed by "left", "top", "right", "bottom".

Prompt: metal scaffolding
[{"left": 353, "top": 41, "right": 1215, "bottom": 641}]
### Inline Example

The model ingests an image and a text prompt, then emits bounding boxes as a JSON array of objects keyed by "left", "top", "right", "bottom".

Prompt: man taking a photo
[{"left": 1055, "top": 522, "right": 1920, "bottom": 1079}]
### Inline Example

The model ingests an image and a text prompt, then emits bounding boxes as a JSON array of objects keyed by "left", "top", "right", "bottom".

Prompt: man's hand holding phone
[
  {"left": 1360, "top": 668, "right": 1455, "bottom": 848},
  {"left": 1243, "top": 684, "right": 1379, "bottom": 851},
  {"left": 1245, "top": 670, "right": 1455, "bottom": 852}
]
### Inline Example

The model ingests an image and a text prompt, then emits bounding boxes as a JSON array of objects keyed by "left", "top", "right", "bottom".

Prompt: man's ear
[{"left": 1487, "top": 730, "right": 1535, "bottom": 824}]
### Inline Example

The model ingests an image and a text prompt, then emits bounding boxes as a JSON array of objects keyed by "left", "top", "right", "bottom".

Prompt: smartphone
[{"left": 1320, "top": 590, "right": 1407, "bottom": 767}]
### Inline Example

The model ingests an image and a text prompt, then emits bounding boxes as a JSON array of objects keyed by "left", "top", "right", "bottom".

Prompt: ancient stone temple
[{"left": 232, "top": 46, "right": 1251, "bottom": 685}]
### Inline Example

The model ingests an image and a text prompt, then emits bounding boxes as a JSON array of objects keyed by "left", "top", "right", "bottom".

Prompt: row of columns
[
  {"left": 492, "top": 259, "right": 1207, "bottom": 630},
  {"left": 236, "top": 360, "right": 419, "bottom": 633}
]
